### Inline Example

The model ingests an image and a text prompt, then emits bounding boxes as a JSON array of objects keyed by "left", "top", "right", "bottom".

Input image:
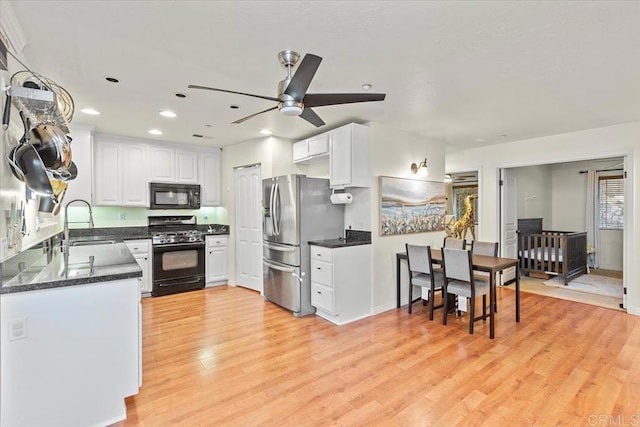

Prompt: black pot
[{"left": 15, "top": 144, "right": 53, "bottom": 195}]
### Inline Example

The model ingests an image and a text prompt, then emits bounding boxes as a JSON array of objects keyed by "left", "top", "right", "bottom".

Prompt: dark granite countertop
[
  {"left": 308, "top": 238, "right": 372, "bottom": 248},
  {"left": 308, "top": 229, "right": 371, "bottom": 248},
  {"left": 1, "top": 243, "right": 142, "bottom": 294},
  {"left": 68, "top": 224, "right": 230, "bottom": 242}
]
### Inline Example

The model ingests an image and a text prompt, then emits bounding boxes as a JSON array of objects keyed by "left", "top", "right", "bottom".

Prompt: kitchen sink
[{"left": 69, "top": 239, "right": 117, "bottom": 246}]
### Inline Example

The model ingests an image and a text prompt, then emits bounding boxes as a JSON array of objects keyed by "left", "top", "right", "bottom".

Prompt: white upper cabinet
[
  {"left": 149, "top": 146, "right": 199, "bottom": 184},
  {"left": 121, "top": 144, "right": 149, "bottom": 206},
  {"left": 329, "top": 123, "right": 371, "bottom": 189},
  {"left": 94, "top": 137, "right": 148, "bottom": 206},
  {"left": 93, "top": 134, "right": 220, "bottom": 207},
  {"left": 149, "top": 146, "right": 176, "bottom": 182},
  {"left": 292, "top": 133, "right": 329, "bottom": 164},
  {"left": 200, "top": 150, "right": 221, "bottom": 206},
  {"left": 175, "top": 150, "right": 199, "bottom": 184},
  {"left": 94, "top": 141, "right": 122, "bottom": 206}
]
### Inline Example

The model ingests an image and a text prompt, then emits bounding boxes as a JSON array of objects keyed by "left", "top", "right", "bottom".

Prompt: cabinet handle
[
  {"left": 144, "top": 257, "right": 147, "bottom": 261},
  {"left": 316, "top": 267, "right": 321, "bottom": 270},
  {"left": 317, "top": 291, "right": 322, "bottom": 294}
]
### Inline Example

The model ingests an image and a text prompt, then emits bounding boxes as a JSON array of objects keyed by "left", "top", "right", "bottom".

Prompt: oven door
[{"left": 152, "top": 242, "right": 205, "bottom": 296}]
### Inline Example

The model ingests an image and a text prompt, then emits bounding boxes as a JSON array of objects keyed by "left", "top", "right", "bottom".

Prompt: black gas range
[{"left": 148, "top": 216, "right": 205, "bottom": 297}]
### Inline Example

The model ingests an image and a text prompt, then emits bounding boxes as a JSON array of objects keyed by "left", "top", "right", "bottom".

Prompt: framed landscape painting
[{"left": 379, "top": 176, "right": 446, "bottom": 236}]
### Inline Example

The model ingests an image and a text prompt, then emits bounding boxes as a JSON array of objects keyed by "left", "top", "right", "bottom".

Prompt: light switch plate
[{"left": 8, "top": 317, "right": 28, "bottom": 341}]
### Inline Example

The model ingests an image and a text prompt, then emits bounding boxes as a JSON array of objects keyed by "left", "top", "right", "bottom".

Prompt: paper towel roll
[{"left": 330, "top": 193, "right": 353, "bottom": 204}]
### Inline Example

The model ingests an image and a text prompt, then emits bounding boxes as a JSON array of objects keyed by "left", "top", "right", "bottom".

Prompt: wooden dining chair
[
  {"left": 441, "top": 247, "right": 491, "bottom": 335},
  {"left": 405, "top": 244, "right": 445, "bottom": 320},
  {"left": 443, "top": 237, "right": 466, "bottom": 250},
  {"left": 471, "top": 241, "right": 499, "bottom": 312}
]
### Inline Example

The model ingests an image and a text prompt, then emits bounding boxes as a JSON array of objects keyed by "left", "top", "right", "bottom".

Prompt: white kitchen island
[{"left": 1, "top": 243, "right": 142, "bottom": 427}]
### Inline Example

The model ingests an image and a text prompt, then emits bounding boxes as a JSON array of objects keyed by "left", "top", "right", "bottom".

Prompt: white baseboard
[
  {"left": 373, "top": 302, "right": 397, "bottom": 315},
  {"left": 626, "top": 305, "right": 640, "bottom": 316}
]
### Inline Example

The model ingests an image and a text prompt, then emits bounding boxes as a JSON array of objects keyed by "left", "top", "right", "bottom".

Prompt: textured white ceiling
[{"left": 7, "top": 1, "right": 640, "bottom": 151}]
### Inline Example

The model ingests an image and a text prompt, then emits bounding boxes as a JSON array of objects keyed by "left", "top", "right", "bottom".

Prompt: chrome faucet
[{"left": 64, "top": 199, "right": 94, "bottom": 243}]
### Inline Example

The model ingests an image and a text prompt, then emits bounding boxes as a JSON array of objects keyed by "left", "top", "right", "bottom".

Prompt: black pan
[{"left": 15, "top": 144, "right": 53, "bottom": 195}]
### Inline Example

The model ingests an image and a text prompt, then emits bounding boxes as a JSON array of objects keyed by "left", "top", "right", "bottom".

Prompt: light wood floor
[{"left": 115, "top": 285, "right": 640, "bottom": 426}]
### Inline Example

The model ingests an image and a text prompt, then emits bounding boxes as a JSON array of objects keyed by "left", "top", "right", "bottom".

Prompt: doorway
[
  {"left": 234, "top": 165, "right": 263, "bottom": 292},
  {"left": 499, "top": 157, "right": 626, "bottom": 310}
]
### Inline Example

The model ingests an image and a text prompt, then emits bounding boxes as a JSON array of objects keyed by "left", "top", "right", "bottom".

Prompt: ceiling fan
[{"left": 188, "top": 50, "right": 386, "bottom": 127}]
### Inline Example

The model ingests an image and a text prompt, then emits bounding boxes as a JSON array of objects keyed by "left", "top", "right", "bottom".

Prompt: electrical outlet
[
  {"left": 8, "top": 317, "right": 27, "bottom": 341},
  {"left": 119, "top": 212, "right": 126, "bottom": 221}
]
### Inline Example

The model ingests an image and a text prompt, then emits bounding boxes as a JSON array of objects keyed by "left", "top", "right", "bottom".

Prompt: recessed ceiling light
[
  {"left": 105, "top": 77, "right": 119, "bottom": 83},
  {"left": 230, "top": 105, "right": 239, "bottom": 109},
  {"left": 148, "top": 129, "right": 162, "bottom": 135},
  {"left": 175, "top": 93, "right": 187, "bottom": 98},
  {"left": 80, "top": 108, "right": 100, "bottom": 115},
  {"left": 160, "top": 110, "right": 177, "bottom": 118},
  {"left": 260, "top": 129, "right": 273, "bottom": 136},
  {"left": 475, "top": 138, "right": 486, "bottom": 143},
  {"left": 361, "top": 83, "right": 372, "bottom": 90}
]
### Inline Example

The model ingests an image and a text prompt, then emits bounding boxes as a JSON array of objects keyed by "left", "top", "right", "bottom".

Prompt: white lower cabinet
[
  {"left": 206, "top": 235, "right": 228, "bottom": 285},
  {"left": 125, "top": 239, "right": 152, "bottom": 295},
  {"left": 310, "top": 244, "right": 372, "bottom": 325}
]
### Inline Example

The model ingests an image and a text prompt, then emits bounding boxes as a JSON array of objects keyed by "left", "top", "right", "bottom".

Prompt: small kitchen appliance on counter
[
  {"left": 148, "top": 215, "right": 205, "bottom": 296},
  {"left": 262, "top": 175, "right": 344, "bottom": 316}
]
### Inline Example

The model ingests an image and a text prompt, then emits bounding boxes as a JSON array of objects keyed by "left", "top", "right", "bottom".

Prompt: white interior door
[
  {"left": 500, "top": 168, "right": 517, "bottom": 284},
  {"left": 235, "top": 165, "right": 263, "bottom": 292}
]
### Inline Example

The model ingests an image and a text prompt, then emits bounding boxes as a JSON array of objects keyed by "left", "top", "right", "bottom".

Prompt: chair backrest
[
  {"left": 443, "top": 237, "right": 466, "bottom": 250},
  {"left": 442, "top": 247, "right": 473, "bottom": 282},
  {"left": 406, "top": 244, "right": 433, "bottom": 275},
  {"left": 471, "top": 241, "right": 499, "bottom": 257}
]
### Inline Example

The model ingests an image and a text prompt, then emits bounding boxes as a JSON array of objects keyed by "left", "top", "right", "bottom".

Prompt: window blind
[{"left": 599, "top": 176, "right": 624, "bottom": 229}]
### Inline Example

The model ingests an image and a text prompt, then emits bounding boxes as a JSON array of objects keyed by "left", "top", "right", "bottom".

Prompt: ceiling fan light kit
[{"left": 188, "top": 50, "right": 386, "bottom": 127}]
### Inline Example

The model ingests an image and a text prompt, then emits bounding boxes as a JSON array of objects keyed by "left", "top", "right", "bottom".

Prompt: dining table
[{"left": 396, "top": 248, "right": 520, "bottom": 339}]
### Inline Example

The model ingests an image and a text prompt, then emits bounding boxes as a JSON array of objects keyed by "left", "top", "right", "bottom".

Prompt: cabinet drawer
[
  {"left": 124, "top": 240, "right": 150, "bottom": 255},
  {"left": 206, "top": 236, "right": 228, "bottom": 247},
  {"left": 310, "top": 245, "right": 333, "bottom": 262},
  {"left": 311, "top": 283, "right": 334, "bottom": 314},
  {"left": 311, "top": 259, "right": 333, "bottom": 287}
]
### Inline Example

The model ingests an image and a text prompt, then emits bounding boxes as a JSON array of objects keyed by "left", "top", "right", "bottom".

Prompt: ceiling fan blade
[
  {"left": 299, "top": 108, "right": 325, "bottom": 127},
  {"left": 284, "top": 54, "right": 322, "bottom": 100},
  {"left": 304, "top": 93, "right": 386, "bottom": 107},
  {"left": 231, "top": 106, "right": 278, "bottom": 124},
  {"left": 188, "top": 85, "right": 280, "bottom": 102}
]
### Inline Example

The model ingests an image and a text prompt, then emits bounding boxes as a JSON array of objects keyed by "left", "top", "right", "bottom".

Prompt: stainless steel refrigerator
[{"left": 263, "top": 174, "right": 344, "bottom": 316}]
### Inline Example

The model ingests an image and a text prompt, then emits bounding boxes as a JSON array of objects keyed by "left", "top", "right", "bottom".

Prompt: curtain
[{"left": 585, "top": 169, "right": 600, "bottom": 268}]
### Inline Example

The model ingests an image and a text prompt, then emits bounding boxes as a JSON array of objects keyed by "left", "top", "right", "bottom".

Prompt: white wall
[
  {"left": 370, "top": 122, "right": 447, "bottom": 313},
  {"left": 510, "top": 164, "right": 553, "bottom": 223},
  {"left": 446, "top": 121, "right": 639, "bottom": 315}
]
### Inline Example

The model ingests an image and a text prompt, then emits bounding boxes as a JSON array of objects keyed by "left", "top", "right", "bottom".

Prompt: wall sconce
[
  {"left": 444, "top": 174, "right": 453, "bottom": 183},
  {"left": 410, "top": 158, "right": 428, "bottom": 175}
]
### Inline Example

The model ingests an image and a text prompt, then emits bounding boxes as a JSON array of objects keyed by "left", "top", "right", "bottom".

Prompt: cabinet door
[
  {"left": 329, "top": 125, "right": 352, "bottom": 188},
  {"left": 149, "top": 146, "right": 175, "bottom": 182},
  {"left": 292, "top": 140, "right": 309, "bottom": 162},
  {"left": 200, "top": 151, "right": 221, "bottom": 206},
  {"left": 121, "top": 143, "right": 148, "bottom": 206},
  {"left": 93, "top": 141, "right": 122, "bottom": 205},
  {"left": 176, "top": 150, "right": 199, "bottom": 183},
  {"left": 206, "top": 246, "right": 228, "bottom": 283},
  {"left": 64, "top": 125, "right": 93, "bottom": 203},
  {"left": 307, "top": 133, "right": 329, "bottom": 156}
]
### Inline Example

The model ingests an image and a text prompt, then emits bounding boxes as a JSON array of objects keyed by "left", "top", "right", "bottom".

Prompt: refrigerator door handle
[
  {"left": 273, "top": 182, "right": 281, "bottom": 236},
  {"left": 263, "top": 258, "right": 296, "bottom": 273},
  {"left": 263, "top": 242, "right": 296, "bottom": 252},
  {"left": 269, "top": 182, "right": 276, "bottom": 235}
]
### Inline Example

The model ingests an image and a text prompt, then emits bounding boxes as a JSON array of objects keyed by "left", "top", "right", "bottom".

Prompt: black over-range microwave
[{"left": 149, "top": 183, "right": 201, "bottom": 210}]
